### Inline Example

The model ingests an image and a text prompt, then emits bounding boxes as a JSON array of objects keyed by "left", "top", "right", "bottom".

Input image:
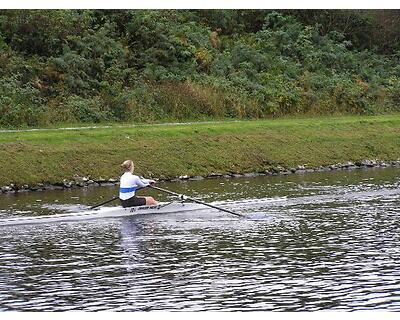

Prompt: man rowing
[{"left": 119, "top": 160, "right": 157, "bottom": 207}]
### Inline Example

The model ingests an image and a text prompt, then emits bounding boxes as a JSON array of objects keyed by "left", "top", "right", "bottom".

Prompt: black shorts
[{"left": 120, "top": 196, "right": 146, "bottom": 208}]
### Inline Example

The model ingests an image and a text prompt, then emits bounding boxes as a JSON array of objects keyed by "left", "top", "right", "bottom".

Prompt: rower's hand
[{"left": 149, "top": 180, "right": 156, "bottom": 186}]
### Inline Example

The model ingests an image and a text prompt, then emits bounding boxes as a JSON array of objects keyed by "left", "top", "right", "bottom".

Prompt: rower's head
[{"left": 121, "top": 160, "right": 134, "bottom": 173}]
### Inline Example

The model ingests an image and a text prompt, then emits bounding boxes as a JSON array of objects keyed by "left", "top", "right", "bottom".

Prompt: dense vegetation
[{"left": 1, "top": 9, "right": 400, "bottom": 127}]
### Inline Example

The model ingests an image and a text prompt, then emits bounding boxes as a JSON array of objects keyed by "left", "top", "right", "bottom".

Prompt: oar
[
  {"left": 150, "top": 185, "right": 244, "bottom": 217},
  {"left": 90, "top": 196, "right": 119, "bottom": 209}
]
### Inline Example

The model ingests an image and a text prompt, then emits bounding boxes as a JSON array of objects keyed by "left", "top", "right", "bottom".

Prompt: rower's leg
[{"left": 145, "top": 196, "right": 157, "bottom": 205}]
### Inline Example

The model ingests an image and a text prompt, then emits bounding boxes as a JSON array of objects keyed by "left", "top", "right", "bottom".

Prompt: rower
[{"left": 119, "top": 160, "right": 157, "bottom": 207}]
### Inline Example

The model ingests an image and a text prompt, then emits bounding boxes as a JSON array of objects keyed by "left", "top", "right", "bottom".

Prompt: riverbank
[{"left": 1, "top": 115, "right": 400, "bottom": 192}]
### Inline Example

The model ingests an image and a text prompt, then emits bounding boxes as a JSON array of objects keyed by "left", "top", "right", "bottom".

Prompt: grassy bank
[{"left": 1, "top": 115, "right": 400, "bottom": 187}]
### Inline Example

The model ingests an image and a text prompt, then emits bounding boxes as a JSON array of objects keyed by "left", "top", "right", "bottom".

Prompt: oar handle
[{"left": 150, "top": 185, "right": 243, "bottom": 217}]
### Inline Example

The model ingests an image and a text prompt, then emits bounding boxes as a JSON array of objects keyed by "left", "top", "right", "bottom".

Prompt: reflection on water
[{"left": 1, "top": 167, "right": 400, "bottom": 311}]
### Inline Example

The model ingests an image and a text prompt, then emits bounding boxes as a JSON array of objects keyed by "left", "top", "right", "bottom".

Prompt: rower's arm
[{"left": 134, "top": 176, "right": 151, "bottom": 187}]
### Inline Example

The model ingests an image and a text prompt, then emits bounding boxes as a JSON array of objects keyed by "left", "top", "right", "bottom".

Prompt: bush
[
  {"left": 64, "top": 95, "right": 111, "bottom": 123},
  {"left": 49, "top": 24, "right": 127, "bottom": 96},
  {"left": 1, "top": 9, "right": 400, "bottom": 127},
  {"left": 0, "top": 10, "right": 93, "bottom": 57},
  {"left": 0, "top": 75, "right": 45, "bottom": 127}
]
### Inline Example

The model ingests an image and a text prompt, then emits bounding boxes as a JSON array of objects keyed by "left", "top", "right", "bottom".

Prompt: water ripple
[{"left": 2, "top": 168, "right": 400, "bottom": 310}]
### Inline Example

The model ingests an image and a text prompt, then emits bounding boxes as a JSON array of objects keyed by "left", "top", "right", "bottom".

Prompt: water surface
[{"left": 1, "top": 167, "right": 400, "bottom": 311}]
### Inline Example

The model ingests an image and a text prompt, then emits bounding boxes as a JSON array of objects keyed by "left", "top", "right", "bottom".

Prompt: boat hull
[{"left": 0, "top": 202, "right": 207, "bottom": 227}]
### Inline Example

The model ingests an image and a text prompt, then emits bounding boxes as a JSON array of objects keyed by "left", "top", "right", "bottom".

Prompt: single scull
[{"left": 0, "top": 202, "right": 207, "bottom": 227}]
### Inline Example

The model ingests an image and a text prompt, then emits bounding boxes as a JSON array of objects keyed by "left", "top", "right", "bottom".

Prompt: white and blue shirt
[{"left": 119, "top": 172, "right": 151, "bottom": 200}]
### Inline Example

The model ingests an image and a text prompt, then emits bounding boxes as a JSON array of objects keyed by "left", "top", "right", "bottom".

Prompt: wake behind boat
[{"left": 0, "top": 202, "right": 207, "bottom": 227}]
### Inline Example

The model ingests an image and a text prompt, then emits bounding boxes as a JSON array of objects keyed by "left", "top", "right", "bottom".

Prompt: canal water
[{"left": 1, "top": 167, "right": 400, "bottom": 311}]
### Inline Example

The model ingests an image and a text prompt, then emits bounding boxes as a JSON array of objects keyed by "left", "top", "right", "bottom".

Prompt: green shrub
[
  {"left": 0, "top": 75, "right": 45, "bottom": 127},
  {"left": 0, "top": 10, "right": 93, "bottom": 57},
  {"left": 64, "top": 95, "right": 111, "bottom": 123},
  {"left": 1, "top": 9, "right": 400, "bottom": 127},
  {"left": 48, "top": 24, "right": 127, "bottom": 96},
  {"left": 387, "top": 76, "right": 400, "bottom": 106}
]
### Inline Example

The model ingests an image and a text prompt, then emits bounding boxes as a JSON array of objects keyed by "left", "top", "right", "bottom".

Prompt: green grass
[{"left": 1, "top": 115, "right": 400, "bottom": 186}]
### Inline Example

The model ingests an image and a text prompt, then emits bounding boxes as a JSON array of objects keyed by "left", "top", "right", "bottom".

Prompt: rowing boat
[{"left": 0, "top": 202, "right": 208, "bottom": 227}]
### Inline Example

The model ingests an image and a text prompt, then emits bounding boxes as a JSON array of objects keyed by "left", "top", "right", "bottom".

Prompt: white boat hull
[{"left": 0, "top": 202, "right": 207, "bottom": 227}]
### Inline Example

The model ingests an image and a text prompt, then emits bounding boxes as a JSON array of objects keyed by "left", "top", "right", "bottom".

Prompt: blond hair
[{"left": 121, "top": 160, "right": 134, "bottom": 172}]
